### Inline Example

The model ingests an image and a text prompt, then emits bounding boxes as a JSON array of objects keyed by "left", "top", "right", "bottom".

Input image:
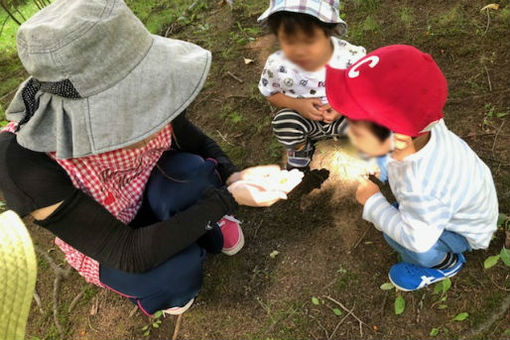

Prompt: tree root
[
  {"left": 35, "top": 245, "right": 72, "bottom": 338},
  {"left": 459, "top": 293, "right": 510, "bottom": 340}
]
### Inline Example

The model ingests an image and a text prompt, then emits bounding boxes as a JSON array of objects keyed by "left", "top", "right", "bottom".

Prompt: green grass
[
  {"left": 126, "top": 0, "right": 200, "bottom": 34},
  {"left": 399, "top": 7, "right": 415, "bottom": 29},
  {"left": 0, "top": 2, "right": 41, "bottom": 55},
  {"left": 0, "top": 2, "right": 42, "bottom": 121},
  {"left": 0, "top": 0, "right": 202, "bottom": 122}
]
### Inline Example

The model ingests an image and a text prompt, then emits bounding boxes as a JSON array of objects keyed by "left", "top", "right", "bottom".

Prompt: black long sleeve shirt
[{"left": 0, "top": 112, "right": 238, "bottom": 273}]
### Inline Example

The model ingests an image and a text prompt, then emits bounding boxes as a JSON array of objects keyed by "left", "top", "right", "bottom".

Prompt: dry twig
[
  {"left": 324, "top": 295, "right": 370, "bottom": 336},
  {"left": 35, "top": 245, "right": 72, "bottom": 337},
  {"left": 172, "top": 314, "right": 184, "bottom": 340},
  {"left": 68, "top": 291, "right": 84, "bottom": 313},
  {"left": 226, "top": 71, "right": 244, "bottom": 84}
]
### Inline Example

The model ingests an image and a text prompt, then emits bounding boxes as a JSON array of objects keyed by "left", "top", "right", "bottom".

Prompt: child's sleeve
[
  {"left": 258, "top": 54, "right": 282, "bottom": 97},
  {"left": 362, "top": 191, "right": 452, "bottom": 253}
]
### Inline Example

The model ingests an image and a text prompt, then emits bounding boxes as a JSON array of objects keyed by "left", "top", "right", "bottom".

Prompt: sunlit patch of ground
[{"left": 305, "top": 139, "right": 379, "bottom": 202}]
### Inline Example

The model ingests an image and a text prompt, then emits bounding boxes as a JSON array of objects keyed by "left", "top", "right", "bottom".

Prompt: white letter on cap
[{"left": 348, "top": 56, "right": 380, "bottom": 78}]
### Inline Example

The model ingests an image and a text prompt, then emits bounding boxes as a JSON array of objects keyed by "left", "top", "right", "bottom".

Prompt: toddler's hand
[
  {"left": 294, "top": 98, "right": 323, "bottom": 121},
  {"left": 319, "top": 104, "right": 342, "bottom": 123},
  {"left": 356, "top": 178, "right": 380, "bottom": 205}
]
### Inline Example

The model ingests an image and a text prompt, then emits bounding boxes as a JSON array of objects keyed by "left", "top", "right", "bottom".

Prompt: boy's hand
[
  {"left": 356, "top": 178, "right": 380, "bottom": 205},
  {"left": 319, "top": 104, "right": 342, "bottom": 123},
  {"left": 294, "top": 98, "right": 323, "bottom": 121}
]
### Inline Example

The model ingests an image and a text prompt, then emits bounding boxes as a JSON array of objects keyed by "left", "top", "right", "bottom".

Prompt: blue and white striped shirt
[{"left": 363, "top": 120, "right": 498, "bottom": 252}]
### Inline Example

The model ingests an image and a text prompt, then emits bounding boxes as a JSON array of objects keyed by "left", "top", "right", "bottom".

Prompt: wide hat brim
[
  {"left": 7, "top": 35, "right": 211, "bottom": 159},
  {"left": 0, "top": 211, "right": 37, "bottom": 340}
]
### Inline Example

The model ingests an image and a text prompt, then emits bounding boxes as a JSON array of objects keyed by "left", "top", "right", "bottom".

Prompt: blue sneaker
[{"left": 388, "top": 253, "right": 465, "bottom": 291}]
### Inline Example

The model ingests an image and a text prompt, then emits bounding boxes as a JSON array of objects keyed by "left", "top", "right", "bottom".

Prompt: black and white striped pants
[{"left": 271, "top": 109, "right": 348, "bottom": 148}]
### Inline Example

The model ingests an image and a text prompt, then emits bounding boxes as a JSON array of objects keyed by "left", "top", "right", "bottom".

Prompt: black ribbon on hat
[{"left": 15, "top": 78, "right": 81, "bottom": 132}]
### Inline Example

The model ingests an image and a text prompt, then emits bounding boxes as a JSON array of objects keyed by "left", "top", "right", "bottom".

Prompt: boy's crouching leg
[{"left": 383, "top": 233, "right": 467, "bottom": 291}]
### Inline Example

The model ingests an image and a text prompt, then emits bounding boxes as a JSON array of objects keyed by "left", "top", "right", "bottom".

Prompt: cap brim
[
  {"left": 257, "top": 8, "right": 272, "bottom": 22},
  {"left": 325, "top": 65, "right": 372, "bottom": 122}
]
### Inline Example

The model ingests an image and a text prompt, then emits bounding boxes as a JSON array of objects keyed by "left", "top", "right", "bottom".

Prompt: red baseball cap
[{"left": 326, "top": 45, "right": 447, "bottom": 137}]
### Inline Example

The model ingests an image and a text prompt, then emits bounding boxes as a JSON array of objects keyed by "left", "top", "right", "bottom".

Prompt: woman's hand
[
  {"left": 228, "top": 181, "right": 287, "bottom": 207},
  {"left": 226, "top": 165, "right": 304, "bottom": 207},
  {"left": 226, "top": 165, "right": 280, "bottom": 186}
]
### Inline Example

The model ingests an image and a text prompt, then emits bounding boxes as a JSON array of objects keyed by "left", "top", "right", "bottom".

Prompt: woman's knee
[{"left": 146, "top": 152, "right": 221, "bottom": 219}]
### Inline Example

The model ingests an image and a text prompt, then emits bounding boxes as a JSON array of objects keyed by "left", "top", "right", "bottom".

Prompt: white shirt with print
[{"left": 258, "top": 37, "right": 366, "bottom": 104}]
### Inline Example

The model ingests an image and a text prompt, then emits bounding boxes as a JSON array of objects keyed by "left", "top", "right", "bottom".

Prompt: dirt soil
[{"left": 5, "top": 0, "right": 509, "bottom": 339}]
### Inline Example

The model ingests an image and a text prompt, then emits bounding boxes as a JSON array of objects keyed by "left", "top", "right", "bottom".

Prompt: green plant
[
  {"left": 484, "top": 213, "right": 510, "bottom": 269},
  {"left": 483, "top": 104, "right": 508, "bottom": 128},
  {"left": 227, "top": 111, "right": 243, "bottom": 124},
  {"left": 229, "top": 21, "right": 258, "bottom": 46},
  {"left": 394, "top": 294, "right": 405, "bottom": 315},
  {"left": 429, "top": 327, "right": 440, "bottom": 337},
  {"left": 353, "top": 0, "right": 379, "bottom": 12},
  {"left": 453, "top": 312, "right": 469, "bottom": 321},
  {"left": 379, "top": 282, "right": 406, "bottom": 315},
  {"left": 310, "top": 296, "right": 343, "bottom": 318},
  {"left": 362, "top": 16, "right": 380, "bottom": 32},
  {"left": 432, "top": 278, "right": 451, "bottom": 309},
  {"left": 140, "top": 310, "right": 163, "bottom": 337},
  {"left": 399, "top": 7, "right": 415, "bottom": 28}
]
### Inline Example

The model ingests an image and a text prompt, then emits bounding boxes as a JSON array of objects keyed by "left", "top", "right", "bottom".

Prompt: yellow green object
[{"left": 0, "top": 210, "right": 37, "bottom": 340}]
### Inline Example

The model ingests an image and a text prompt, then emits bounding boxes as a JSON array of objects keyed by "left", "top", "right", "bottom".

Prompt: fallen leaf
[
  {"left": 244, "top": 57, "right": 254, "bottom": 65},
  {"left": 380, "top": 282, "right": 394, "bottom": 290},
  {"left": 430, "top": 327, "right": 440, "bottom": 336},
  {"left": 480, "top": 4, "right": 499, "bottom": 12},
  {"left": 394, "top": 295, "right": 405, "bottom": 315},
  {"left": 484, "top": 254, "right": 500, "bottom": 269},
  {"left": 453, "top": 312, "right": 469, "bottom": 321}
]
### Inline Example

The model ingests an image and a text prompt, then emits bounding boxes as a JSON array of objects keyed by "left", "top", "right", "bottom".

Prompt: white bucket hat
[
  {"left": 258, "top": 0, "right": 346, "bottom": 32},
  {"left": 6, "top": 0, "right": 211, "bottom": 159}
]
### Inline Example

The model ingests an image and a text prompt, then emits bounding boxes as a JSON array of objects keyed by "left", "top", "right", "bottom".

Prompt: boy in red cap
[{"left": 326, "top": 45, "right": 498, "bottom": 291}]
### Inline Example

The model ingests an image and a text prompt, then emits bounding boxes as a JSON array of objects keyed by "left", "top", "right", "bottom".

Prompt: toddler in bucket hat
[
  {"left": 326, "top": 45, "right": 498, "bottom": 292},
  {"left": 257, "top": 0, "right": 365, "bottom": 170}
]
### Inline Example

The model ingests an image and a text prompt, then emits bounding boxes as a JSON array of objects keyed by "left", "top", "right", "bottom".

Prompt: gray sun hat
[
  {"left": 258, "top": 0, "right": 346, "bottom": 34},
  {"left": 6, "top": 0, "right": 211, "bottom": 159}
]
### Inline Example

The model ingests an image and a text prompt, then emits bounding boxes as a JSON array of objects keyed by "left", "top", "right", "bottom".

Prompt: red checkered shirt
[{"left": 3, "top": 121, "right": 173, "bottom": 286}]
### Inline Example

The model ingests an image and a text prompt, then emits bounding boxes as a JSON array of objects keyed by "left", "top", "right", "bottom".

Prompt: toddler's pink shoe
[{"left": 218, "top": 215, "right": 244, "bottom": 255}]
